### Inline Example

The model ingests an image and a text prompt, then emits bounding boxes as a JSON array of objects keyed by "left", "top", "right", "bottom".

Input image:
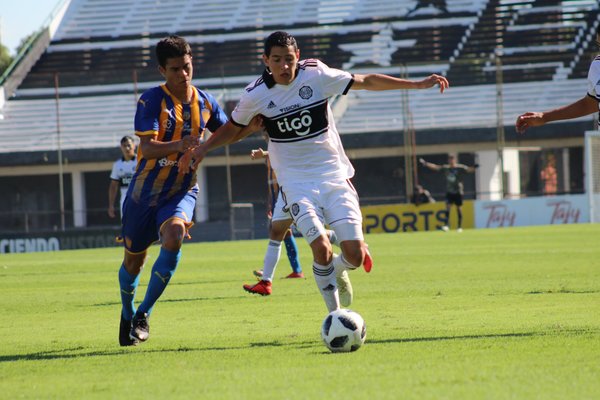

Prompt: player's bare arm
[
  {"left": 516, "top": 95, "right": 598, "bottom": 134},
  {"left": 177, "top": 115, "right": 263, "bottom": 174},
  {"left": 419, "top": 158, "right": 442, "bottom": 171},
  {"left": 108, "top": 180, "right": 119, "bottom": 218},
  {"left": 351, "top": 73, "right": 449, "bottom": 93},
  {"left": 138, "top": 134, "right": 198, "bottom": 159}
]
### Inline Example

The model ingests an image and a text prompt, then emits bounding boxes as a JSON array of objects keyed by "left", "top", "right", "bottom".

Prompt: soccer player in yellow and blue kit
[{"left": 118, "top": 35, "right": 260, "bottom": 346}]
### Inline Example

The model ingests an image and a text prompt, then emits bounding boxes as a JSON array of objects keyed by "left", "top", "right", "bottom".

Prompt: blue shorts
[{"left": 121, "top": 186, "right": 198, "bottom": 253}]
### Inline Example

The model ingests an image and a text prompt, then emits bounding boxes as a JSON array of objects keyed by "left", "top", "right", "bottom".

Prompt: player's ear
[
  {"left": 262, "top": 53, "right": 269, "bottom": 66},
  {"left": 158, "top": 65, "right": 166, "bottom": 78}
]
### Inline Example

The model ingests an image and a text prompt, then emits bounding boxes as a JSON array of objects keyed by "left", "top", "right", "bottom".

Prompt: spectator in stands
[
  {"left": 108, "top": 135, "right": 137, "bottom": 219},
  {"left": 540, "top": 153, "right": 558, "bottom": 195},
  {"left": 412, "top": 184, "right": 435, "bottom": 206},
  {"left": 117, "top": 35, "right": 260, "bottom": 346},
  {"left": 406, "top": 0, "right": 449, "bottom": 17},
  {"left": 180, "top": 31, "right": 449, "bottom": 313},
  {"left": 419, "top": 155, "right": 477, "bottom": 232},
  {"left": 516, "top": 29, "right": 600, "bottom": 133}
]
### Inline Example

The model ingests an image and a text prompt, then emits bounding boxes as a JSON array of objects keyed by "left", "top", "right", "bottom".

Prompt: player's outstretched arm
[
  {"left": 419, "top": 158, "right": 441, "bottom": 171},
  {"left": 351, "top": 73, "right": 449, "bottom": 93},
  {"left": 516, "top": 95, "right": 598, "bottom": 134},
  {"left": 179, "top": 115, "right": 264, "bottom": 174},
  {"left": 139, "top": 134, "right": 198, "bottom": 160}
]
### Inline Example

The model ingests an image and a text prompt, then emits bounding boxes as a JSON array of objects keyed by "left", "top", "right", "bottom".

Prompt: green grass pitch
[{"left": 1, "top": 224, "right": 599, "bottom": 399}]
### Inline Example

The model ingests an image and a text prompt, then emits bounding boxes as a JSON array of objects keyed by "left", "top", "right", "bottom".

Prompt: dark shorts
[
  {"left": 121, "top": 186, "right": 198, "bottom": 253},
  {"left": 445, "top": 192, "right": 463, "bottom": 206}
]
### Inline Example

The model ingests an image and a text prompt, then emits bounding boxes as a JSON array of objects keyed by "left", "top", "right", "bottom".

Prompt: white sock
[
  {"left": 262, "top": 240, "right": 282, "bottom": 282},
  {"left": 313, "top": 262, "right": 339, "bottom": 312},
  {"left": 332, "top": 253, "right": 358, "bottom": 276},
  {"left": 327, "top": 229, "right": 339, "bottom": 247}
]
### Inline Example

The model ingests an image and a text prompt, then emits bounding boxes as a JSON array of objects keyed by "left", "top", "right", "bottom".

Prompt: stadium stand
[{"left": 1, "top": 0, "right": 599, "bottom": 237}]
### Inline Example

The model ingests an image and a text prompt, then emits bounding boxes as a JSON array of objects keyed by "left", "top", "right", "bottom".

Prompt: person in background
[
  {"left": 108, "top": 135, "right": 137, "bottom": 219},
  {"left": 412, "top": 184, "right": 435, "bottom": 206},
  {"left": 419, "top": 155, "right": 476, "bottom": 232},
  {"left": 540, "top": 153, "right": 558, "bottom": 195}
]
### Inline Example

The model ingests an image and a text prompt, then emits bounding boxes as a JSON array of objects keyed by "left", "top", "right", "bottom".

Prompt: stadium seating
[{"left": 1, "top": 0, "right": 599, "bottom": 156}]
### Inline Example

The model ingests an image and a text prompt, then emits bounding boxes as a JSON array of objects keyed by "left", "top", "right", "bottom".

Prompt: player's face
[
  {"left": 159, "top": 54, "right": 193, "bottom": 92},
  {"left": 263, "top": 45, "right": 300, "bottom": 85},
  {"left": 120, "top": 140, "right": 135, "bottom": 159}
]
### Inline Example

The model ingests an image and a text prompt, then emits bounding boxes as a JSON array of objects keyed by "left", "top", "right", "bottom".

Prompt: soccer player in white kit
[
  {"left": 516, "top": 29, "right": 600, "bottom": 133},
  {"left": 181, "top": 31, "right": 449, "bottom": 312},
  {"left": 108, "top": 135, "right": 137, "bottom": 219}
]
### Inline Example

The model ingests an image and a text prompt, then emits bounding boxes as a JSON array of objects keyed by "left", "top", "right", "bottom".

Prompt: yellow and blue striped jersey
[{"left": 130, "top": 84, "right": 228, "bottom": 206}]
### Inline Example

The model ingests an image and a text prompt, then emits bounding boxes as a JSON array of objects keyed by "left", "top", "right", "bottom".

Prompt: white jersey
[
  {"left": 586, "top": 56, "right": 600, "bottom": 121},
  {"left": 110, "top": 157, "right": 137, "bottom": 210},
  {"left": 232, "top": 59, "right": 355, "bottom": 188}
]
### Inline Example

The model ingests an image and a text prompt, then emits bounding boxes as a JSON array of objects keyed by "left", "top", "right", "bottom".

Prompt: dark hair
[
  {"left": 156, "top": 35, "right": 192, "bottom": 68},
  {"left": 264, "top": 31, "right": 298, "bottom": 56},
  {"left": 120, "top": 135, "right": 134, "bottom": 145}
]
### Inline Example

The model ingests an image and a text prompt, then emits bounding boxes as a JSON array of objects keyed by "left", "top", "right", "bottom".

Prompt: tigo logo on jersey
[{"left": 277, "top": 110, "right": 312, "bottom": 136}]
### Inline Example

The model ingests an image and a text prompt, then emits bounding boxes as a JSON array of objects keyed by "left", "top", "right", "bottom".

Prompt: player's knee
[
  {"left": 311, "top": 237, "right": 333, "bottom": 265},
  {"left": 160, "top": 221, "right": 185, "bottom": 251},
  {"left": 124, "top": 251, "right": 146, "bottom": 275},
  {"left": 342, "top": 244, "right": 366, "bottom": 268},
  {"left": 269, "top": 219, "right": 291, "bottom": 240}
]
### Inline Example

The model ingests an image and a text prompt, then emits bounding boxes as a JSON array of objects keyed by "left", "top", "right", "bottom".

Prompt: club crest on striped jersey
[{"left": 299, "top": 85, "right": 313, "bottom": 100}]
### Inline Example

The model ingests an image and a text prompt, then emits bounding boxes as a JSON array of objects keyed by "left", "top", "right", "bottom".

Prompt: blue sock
[
  {"left": 284, "top": 235, "right": 302, "bottom": 273},
  {"left": 119, "top": 264, "right": 140, "bottom": 321},
  {"left": 138, "top": 248, "right": 181, "bottom": 316}
]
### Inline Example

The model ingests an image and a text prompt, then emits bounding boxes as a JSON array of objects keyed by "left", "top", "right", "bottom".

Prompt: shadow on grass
[
  {"left": 0, "top": 340, "right": 317, "bottom": 363},
  {"left": 526, "top": 289, "right": 600, "bottom": 295},
  {"left": 91, "top": 295, "right": 250, "bottom": 307},
  {"left": 368, "top": 331, "right": 536, "bottom": 345},
  {"left": 3, "top": 329, "right": 596, "bottom": 363}
]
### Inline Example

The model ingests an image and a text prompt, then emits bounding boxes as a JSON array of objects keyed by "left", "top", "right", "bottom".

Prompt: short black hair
[
  {"left": 264, "top": 31, "right": 298, "bottom": 57},
  {"left": 156, "top": 35, "right": 192, "bottom": 68},
  {"left": 120, "top": 135, "right": 134, "bottom": 145}
]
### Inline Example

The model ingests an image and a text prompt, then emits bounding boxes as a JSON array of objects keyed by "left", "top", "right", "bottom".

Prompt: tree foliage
[{"left": 0, "top": 43, "right": 13, "bottom": 75}]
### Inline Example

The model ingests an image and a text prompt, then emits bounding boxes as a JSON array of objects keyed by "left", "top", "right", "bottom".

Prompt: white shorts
[
  {"left": 272, "top": 191, "right": 292, "bottom": 222},
  {"left": 281, "top": 179, "right": 363, "bottom": 243}
]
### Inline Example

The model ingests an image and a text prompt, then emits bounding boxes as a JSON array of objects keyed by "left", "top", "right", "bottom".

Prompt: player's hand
[
  {"left": 108, "top": 206, "right": 116, "bottom": 219},
  {"left": 419, "top": 158, "right": 426, "bottom": 165},
  {"left": 516, "top": 112, "right": 544, "bottom": 134},
  {"left": 177, "top": 149, "right": 194, "bottom": 176},
  {"left": 421, "top": 74, "right": 449, "bottom": 93},
  {"left": 190, "top": 144, "right": 209, "bottom": 171},
  {"left": 179, "top": 135, "right": 200, "bottom": 153},
  {"left": 251, "top": 148, "right": 268, "bottom": 160}
]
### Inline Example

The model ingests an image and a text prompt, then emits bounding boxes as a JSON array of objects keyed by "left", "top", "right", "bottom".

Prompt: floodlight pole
[
  {"left": 400, "top": 64, "right": 415, "bottom": 202},
  {"left": 495, "top": 50, "right": 505, "bottom": 199},
  {"left": 54, "top": 72, "right": 66, "bottom": 231}
]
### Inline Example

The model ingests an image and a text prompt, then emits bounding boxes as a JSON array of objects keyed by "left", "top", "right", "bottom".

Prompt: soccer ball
[{"left": 321, "top": 309, "right": 366, "bottom": 353}]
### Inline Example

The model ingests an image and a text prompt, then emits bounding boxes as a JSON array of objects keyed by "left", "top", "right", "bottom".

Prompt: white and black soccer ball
[{"left": 321, "top": 309, "right": 366, "bottom": 353}]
